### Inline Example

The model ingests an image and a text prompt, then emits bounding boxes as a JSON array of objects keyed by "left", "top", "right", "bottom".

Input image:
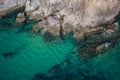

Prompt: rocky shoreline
[{"left": 0, "top": 0, "right": 120, "bottom": 57}]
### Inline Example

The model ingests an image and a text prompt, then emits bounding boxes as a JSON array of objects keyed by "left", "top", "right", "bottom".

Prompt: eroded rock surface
[
  {"left": 1, "top": 0, "right": 120, "bottom": 57},
  {"left": 23, "top": 0, "right": 120, "bottom": 57},
  {"left": 0, "top": 0, "right": 26, "bottom": 19},
  {"left": 23, "top": 0, "right": 120, "bottom": 40}
]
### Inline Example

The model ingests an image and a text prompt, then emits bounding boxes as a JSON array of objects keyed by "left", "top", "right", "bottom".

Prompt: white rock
[{"left": 0, "top": 0, "right": 26, "bottom": 18}]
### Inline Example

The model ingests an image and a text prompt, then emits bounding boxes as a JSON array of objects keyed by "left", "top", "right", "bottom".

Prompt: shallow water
[
  {"left": 0, "top": 16, "right": 120, "bottom": 80},
  {"left": 0, "top": 22, "right": 75, "bottom": 80}
]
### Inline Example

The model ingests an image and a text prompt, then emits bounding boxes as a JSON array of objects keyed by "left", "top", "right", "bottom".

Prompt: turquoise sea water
[
  {"left": 0, "top": 22, "right": 75, "bottom": 80},
  {"left": 0, "top": 14, "right": 120, "bottom": 80}
]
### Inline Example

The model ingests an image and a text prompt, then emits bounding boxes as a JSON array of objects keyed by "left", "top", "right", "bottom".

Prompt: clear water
[
  {"left": 0, "top": 15, "right": 120, "bottom": 80},
  {"left": 0, "top": 23, "right": 74, "bottom": 80}
]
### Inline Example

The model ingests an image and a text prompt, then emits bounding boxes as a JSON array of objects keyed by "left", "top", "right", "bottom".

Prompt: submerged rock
[
  {"left": 2, "top": 44, "right": 26, "bottom": 58},
  {"left": 43, "top": 31, "right": 56, "bottom": 42},
  {"left": 76, "top": 29, "right": 120, "bottom": 58},
  {"left": 1, "top": 0, "right": 120, "bottom": 57}
]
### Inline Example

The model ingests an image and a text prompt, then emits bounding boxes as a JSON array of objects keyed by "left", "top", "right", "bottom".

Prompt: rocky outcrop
[
  {"left": 0, "top": 0, "right": 26, "bottom": 19},
  {"left": 21, "top": 0, "right": 120, "bottom": 57},
  {"left": 1, "top": 0, "right": 120, "bottom": 57},
  {"left": 23, "top": 0, "right": 120, "bottom": 39},
  {"left": 76, "top": 26, "right": 120, "bottom": 58},
  {"left": 15, "top": 12, "right": 26, "bottom": 23}
]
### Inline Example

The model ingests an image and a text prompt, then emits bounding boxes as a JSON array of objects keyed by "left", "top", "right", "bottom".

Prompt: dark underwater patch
[{"left": 2, "top": 44, "right": 26, "bottom": 58}]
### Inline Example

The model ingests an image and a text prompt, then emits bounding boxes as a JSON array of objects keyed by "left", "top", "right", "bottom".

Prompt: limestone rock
[
  {"left": 62, "top": 23, "right": 73, "bottom": 37},
  {"left": 0, "top": 0, "right": 26, "bottom": 19},
  {"left": 15, "top": 12, "right": 26, "bottom": 23},
  {"left": 24, "top": 0, "right": 120, "bottom": 40},
  {"left": 1, "top": 0, "right": 120, "bottom": 57}
]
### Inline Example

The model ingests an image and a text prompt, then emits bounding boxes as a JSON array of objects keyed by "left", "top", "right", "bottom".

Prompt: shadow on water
[
  {"left": 0, "top": 7, "right": 25, "bottom": 26},
  {"left": 16, "top": 16, "right": 35, "bottom": 33},
  {"left": 16, "top": 20, "right": 39, "bottom": 34},
  {"left": 115, "top": 13, "right": 120, "bottom": 31},
  {"left": 2, "top": 44, "right": 26, "bottom": 58}
]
